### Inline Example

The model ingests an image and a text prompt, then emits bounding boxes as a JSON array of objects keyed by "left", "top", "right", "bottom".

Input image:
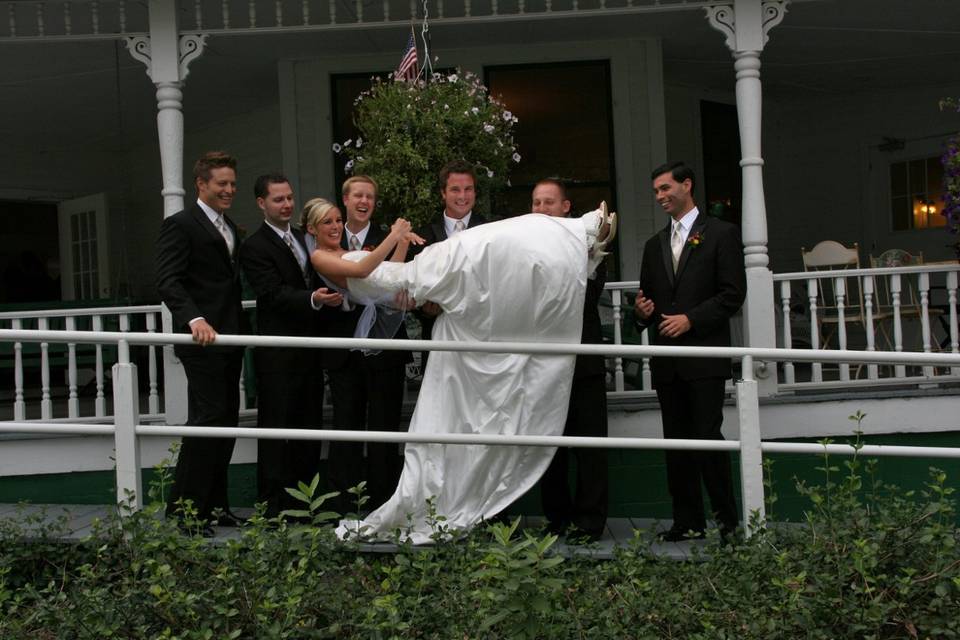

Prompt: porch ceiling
[{"left": 0, "top": 0, "right": 958, "bottom": 175}]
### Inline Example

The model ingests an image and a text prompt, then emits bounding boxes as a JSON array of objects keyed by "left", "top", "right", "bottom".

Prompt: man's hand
[
  {"left": 420, "top": 301, "right": 442, "bottom": 317},
  {"left": 189, "top": 318, "right": 217, "bottom": 346},
  {"left": 658, "top": 313, "right": 691, "bottom": 339},
  {"left": 394, "top": 290, "right": 417, "bottom": 310},
  {"left": 312, "top": 287, "right": 343, "bottom": 307},
  {"left": 634, "top": 289, "right": 655, "bottom": 320}
]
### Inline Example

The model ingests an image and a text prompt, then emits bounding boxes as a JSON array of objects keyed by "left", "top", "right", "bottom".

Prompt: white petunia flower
[
  {"left": 344, "top": 139, "right": 353, "bottom": 147},
  {"left": 332, "top": 143, "right": 342, "bottom": 153},
  {"left": 356, "top": 137, "right": 363, "bottom": 148},
  {"left": 483, "top": 124, "right": 495, "bottom": 134},
  {"left": 487, "top": 169, "right": 494, "bottom": 178},
  {"left": 512, "top": 116, "right": 518, "bottom": 124},
  {"left": 471, "top": 107, "right": 479, "bottom": 114},
  {"left": 345, "top": 159, "right": 354, "bottom": 171},
  {"left": 512, "top": 152, "right": 521, "bottom": 163},
  {"left": 448, "top": 73, "right": 458, "bottom": 83},
  {"left": 502, "top": 110, "right": 513, "bottom": 121}
]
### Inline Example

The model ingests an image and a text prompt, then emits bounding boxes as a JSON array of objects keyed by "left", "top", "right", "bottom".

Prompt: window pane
[
  {"left": 891, "top": 195, "right": 910, "bottom": 231},
  {"left": 890, "top": 161, "right": 907, "bottom": 196},
  {"left": 909, "top": 159, "right": 926, "bottom": 194}
]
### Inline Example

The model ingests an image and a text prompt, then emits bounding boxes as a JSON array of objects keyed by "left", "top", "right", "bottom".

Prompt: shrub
[{"left": 2, "top": 448, "right": 959, "bottom": 638}]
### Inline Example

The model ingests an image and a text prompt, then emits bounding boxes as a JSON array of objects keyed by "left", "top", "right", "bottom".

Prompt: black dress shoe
[
  {"left": 212, "top": 511, "right": 246, "bottom": 528},
  {"left": 566, "top": 527, "right": 603, "bottom": 544},
  {"left": 176, "top": 521, "right": 215, "bottom": 538},
  {"left": 658, "top": 527, "right": 705, "bottom": 542}
]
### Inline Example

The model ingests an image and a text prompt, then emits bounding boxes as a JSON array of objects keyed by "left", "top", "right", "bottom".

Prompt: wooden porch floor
[{"left": 0, "top": 503, "right": 713, "bottom": 561}]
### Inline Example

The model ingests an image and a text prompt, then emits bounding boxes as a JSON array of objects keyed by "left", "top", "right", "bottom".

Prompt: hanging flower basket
[{"left": 334, "top": 70, "right": 519, "bottom": 228}]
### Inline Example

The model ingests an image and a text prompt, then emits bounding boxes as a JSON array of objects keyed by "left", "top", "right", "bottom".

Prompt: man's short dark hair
[
  {"left": 651, "top": 161, "right": 696, "bottom": 193},
  {"left": 534, "top": 177, "right": 569, "bottom": 202},
  {"left": 193, "top": 151, "right": 238, "bottom": 183},
  {"left": 438, "top": 159, "right": 477, "bottom": 190},
  {"left": 253, "top": 173, "right": 289, "bottom": 199}
]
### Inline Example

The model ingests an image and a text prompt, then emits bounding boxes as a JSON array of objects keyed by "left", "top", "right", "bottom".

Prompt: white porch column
[
  {"left": 705, "top": 0, "right": 787, "bottom": 396},
  {"left": 125, "top": 0, "right": 208, "bottom": 425}
]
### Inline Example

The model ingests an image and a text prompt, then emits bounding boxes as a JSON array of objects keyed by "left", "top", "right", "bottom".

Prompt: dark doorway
[
  {"left": 700, "top": 100, "right": 742, "bottom": 226},
  {"left": 486, "top": 60, "right": 619, "bottom": 277},
  {"left": 0, "top": 201, "right": 61, "bottom": 305}
]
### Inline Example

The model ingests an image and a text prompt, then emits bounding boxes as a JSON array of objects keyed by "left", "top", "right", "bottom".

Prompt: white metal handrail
[{"left": 3, "top": 328, "right": 960, "bottom": 536}]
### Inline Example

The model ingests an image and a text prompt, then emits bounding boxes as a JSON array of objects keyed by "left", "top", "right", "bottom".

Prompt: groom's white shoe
[{"left": 584, "top": 201, "right": 617, "bottom": 275}]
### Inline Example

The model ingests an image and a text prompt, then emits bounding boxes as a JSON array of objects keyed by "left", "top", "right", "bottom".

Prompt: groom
[{"left": 634, "top": 161, "right": 746, "bottom": 542}]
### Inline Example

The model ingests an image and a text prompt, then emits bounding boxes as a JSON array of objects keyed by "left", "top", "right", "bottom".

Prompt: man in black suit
[
  {"left": 532, "top": 179, "right": 609, "bottom": 541},
  {"left": 239, "top": 174, "right": 342, "bottom": 517},
  {"left": 324, "top": 175, "right": 411, "bottom": 512},
  {"left": 412, "top": 160, "right": 490, "bottom": 367},
  {"left": 634, "top": 161, "right": 746, "bottom": 542},
  {"left": 156, "top": 151, "right": 246, "bottom": 529}
]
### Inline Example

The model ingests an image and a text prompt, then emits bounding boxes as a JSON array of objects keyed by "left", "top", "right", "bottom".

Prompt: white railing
[
  {"left": 0, "top": 0, "right": 728, "bottom": 41},
  {"left": 604, "top": 262, "right": 960, "bottom": 394},
  {"left": 773, "top": 263, "right": 960, "bottom": 389},
  {"left": 2, "top": 328, "right": 960, "bottom": 537},
  {"left": 0, "top": 304, "right": 163, "bottom": 421}
]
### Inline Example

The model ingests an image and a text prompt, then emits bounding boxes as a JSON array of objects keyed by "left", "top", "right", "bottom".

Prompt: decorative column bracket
[
  {"left": 705, "top": 1, "right": 788, "bottom": 53},
  {"left": 124, "top": 33, "right": 208, "bottom": 82}
]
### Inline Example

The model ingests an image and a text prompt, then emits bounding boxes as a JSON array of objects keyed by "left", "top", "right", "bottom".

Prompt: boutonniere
[
  {"left": 236, "top": 224, "right": 248, "bottom": 241},
  {"left": 687, "top": 232, "right": 704, "bottom": 248},
  {"left": 362, "top": 244, "right": 377, "bottom": 252}
]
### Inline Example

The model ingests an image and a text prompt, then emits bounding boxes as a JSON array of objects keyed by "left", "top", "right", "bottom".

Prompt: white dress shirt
[
  {"left": 443, "top": 211, "right": 472, "bottom": 237},
  {"left": 345, "top": 222, "right": 371, "bottom": 251},
  {"left": 671, "top": 206, "right": 700, "bottom": 245}
]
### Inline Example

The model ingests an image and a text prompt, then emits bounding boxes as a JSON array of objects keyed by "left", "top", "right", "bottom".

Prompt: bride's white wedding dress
[{"left": 334, "top": 211, "right": 607, "bottom": 543}]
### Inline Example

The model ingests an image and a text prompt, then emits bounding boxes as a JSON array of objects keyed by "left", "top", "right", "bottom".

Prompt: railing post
[
  {"left": 12, "top": 318, "right": 25, "bottom": 421},
  {"left": 38, "top": 317, "right": 52, "bottom": 419},
  {"left": 66, "top": 316, "right": 80, "bottom": 418},
  {"left": 736, "top": 354, "right": 765, "bottom": 537},
  {"left": 612, "top": 289, "right": 625, "bottom": 392},
  {"left": 161, "top": 304, "right": 188, "bottom": 424},
  {"left": 113, "top": 338, "right": 143, "bottom": 513}
]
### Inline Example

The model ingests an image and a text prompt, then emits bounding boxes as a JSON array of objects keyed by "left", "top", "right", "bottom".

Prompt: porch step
[{"left": 0, "top": 503, "right": 714, "bottom": 560}]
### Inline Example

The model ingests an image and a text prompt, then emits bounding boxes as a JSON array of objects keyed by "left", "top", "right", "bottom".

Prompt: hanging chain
[{"left": 419, "top": 0, "right": 433, "bottom": 79}]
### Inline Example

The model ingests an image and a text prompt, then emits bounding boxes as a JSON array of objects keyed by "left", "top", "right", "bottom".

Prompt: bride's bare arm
[
  {"left": 309, "top": 218, "right": 413, "bottom": 279},
  {"left": 391, "top": 231, "right": 426, "bottom": 263}
]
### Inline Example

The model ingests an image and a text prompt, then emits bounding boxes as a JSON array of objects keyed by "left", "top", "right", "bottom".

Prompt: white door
[{"left": 57, "top": 193, "right": 110, "bottom": 300}]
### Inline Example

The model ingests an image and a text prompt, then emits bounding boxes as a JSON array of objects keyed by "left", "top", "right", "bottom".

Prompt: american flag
[{"left": 394, "top": 28, "right": 419, "bottom": 82}]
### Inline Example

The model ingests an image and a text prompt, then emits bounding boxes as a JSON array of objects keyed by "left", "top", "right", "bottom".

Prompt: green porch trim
[{"left": 2, "top": 432, "right": 959, "bottom": 523}]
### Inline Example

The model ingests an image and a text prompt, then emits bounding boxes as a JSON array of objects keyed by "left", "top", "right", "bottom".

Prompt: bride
[{"left": 305, "top": 197, "right": 616, "bottom": 544}]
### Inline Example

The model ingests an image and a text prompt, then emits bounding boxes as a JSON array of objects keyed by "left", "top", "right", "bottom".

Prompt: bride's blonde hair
[{"left": 300, "top": 197, "right": 339, "bottom": 232}]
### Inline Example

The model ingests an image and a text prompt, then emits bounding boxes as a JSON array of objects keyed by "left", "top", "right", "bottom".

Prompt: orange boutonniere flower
[
  {"left": 687, "top": 232, "right": 704, "bottom": 248},
  {"left": 362, "top": 244, "right": 377, "bottom": 252}
]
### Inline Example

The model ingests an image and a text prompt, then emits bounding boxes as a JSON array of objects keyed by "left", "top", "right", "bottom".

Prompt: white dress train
[{"left": 335, "top": 213, "right": 593, "bottom": 543}]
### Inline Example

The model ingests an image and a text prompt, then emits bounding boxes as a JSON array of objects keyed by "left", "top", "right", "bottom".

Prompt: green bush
[{"left": 2, "top": 447, "right": 959, "bottom": 639}]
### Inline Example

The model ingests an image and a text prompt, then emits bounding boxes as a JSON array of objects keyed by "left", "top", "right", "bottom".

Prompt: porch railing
[
  {"left": 2, "top": 327, "right": 960, "bottom": 537},
  {"left": 4, "top": 262, "right": 959, "bottom": 422}
]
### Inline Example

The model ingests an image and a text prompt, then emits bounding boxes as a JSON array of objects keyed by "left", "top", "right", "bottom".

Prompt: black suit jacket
[
  {"left": 637, "top": 214, "right": 746, "bottom": 383},
  {"left": 321, "top": 223, "right": 410, "bottom": 371},
  {"left": 239, "top": 223, "right": 323, "bottom": 373},
  {"left": 575, "top": 257, "right": 607, "bottom": 380},
  {"left": 410, "top": 212, "right": 491, "bottom": 340},
  {"left": 155, "top": 203, "right": 245, "bottom": 358}
]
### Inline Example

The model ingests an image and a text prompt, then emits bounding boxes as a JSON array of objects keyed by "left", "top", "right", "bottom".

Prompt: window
[{"left": 890, "top": 156, "right": 946, "bottom": 230}]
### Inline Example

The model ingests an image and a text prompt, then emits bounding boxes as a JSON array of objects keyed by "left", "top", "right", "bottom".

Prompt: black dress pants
[
  {"left": 655, "top": 375, "right": 738, "bottom": 533},
  {"left": 255, "top": 368, "right": 323, "bottom": 517},
  {"left": 166, "top": 348, "right": 243, "bottom": 521},
  {"left": 326, "top": 351, "right": 406, "bottom": 513},
  {"left": 540, "top": 373, "right": 609, "bottom": 535}
]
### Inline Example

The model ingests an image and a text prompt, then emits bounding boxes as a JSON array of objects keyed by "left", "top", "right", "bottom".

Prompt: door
[{"left": 58, "top": 193, "right": 110, "bottom": 300}]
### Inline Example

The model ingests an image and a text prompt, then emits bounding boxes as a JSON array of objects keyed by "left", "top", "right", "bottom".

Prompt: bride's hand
[
  {"left": 390, "top": 218, "right": 412, "bottom": 237},
  {"left": 403, "top": 231, "right": 426, "bottom": 246}
]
